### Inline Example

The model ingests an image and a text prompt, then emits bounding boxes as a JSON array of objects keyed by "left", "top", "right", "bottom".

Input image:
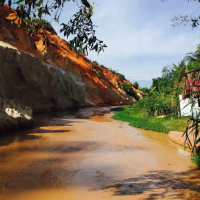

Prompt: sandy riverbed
[{"left": 0, "top": 107, "right": 199, "bottom": 200}]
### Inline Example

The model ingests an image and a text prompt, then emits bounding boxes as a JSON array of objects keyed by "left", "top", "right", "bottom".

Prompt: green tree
[
  {"left": 144, "top": 60, "right": 186, "bottom": 117},
  {"left": 151, "top": 61, "right": 186, "bottom": 94},
  {"left": 139, "top": 87, "right": 150, "bottom": 94},
  {"left": 133, "top": 81, "right": 139, "bottom": 89},
  {"left": 121, "top": 83, "right": 139, "bottom": 99},
  {"left": 184, "top": 45, "right": 200, "bottom": 63},
  {"left": 91, "top": 61, "right": 99, "bottom": 69},
  {"left": 96, "top": 71, "right": 102, "bottom": 79},
  {"left": 109, "top": 68, "right": 117, "bottom": 75},
  {"left": 118, "top": 73, "right": 125, "bottom": 81}
]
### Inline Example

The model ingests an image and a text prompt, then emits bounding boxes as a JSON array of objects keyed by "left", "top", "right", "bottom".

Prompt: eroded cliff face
[
  {"left": 0, "top": 46, "right": 85, "bottom": 113},
  {"left": 0, "top": 5, "right": 142, "bottom": 133}
]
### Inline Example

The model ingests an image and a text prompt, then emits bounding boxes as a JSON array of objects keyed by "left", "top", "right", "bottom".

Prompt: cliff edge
[{"left": 0, "top": 5, "right": 142, "bottom": 134}]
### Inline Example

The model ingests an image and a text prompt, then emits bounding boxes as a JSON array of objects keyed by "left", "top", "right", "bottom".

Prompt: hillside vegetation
[
  {"left": 112, "top": 60, "right": 188, "bottom": 132},
  {"left": 112, "top": 44, "right": 200, "bottom": 165}
]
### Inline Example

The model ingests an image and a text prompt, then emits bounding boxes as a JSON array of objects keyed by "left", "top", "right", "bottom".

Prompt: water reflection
[{"left": 0, "top": 107, "right": 199, "bottom": 200}]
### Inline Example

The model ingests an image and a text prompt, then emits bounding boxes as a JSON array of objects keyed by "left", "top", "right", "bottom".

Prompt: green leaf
[
  {"left": 36, "top": 0, "right": 44, "bottom": 7},
  {"left": 13, "top": 0, "right": 24, "bottom": 4}
]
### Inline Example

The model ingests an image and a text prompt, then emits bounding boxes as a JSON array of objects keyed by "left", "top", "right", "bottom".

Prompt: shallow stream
[{"left": 0, "top": 107, "right": 199, "bottom": 200}]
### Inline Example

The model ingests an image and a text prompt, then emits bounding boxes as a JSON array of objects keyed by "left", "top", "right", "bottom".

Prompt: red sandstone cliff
[{"left": 0, "top": 5, "right": 142, "bottom": 110}]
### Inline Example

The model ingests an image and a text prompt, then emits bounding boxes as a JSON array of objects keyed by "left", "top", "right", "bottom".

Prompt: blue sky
[{"left": 50, "top": 0, "right": 200, "bottom": 88}]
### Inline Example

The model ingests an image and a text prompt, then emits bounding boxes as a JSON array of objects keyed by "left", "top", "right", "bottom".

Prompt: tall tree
[
  {"left": 185, "top": 44, "right": 200, "bottom": 63},
  {"left": 133, "top": 81, "right": 139, "bottom": 89}
]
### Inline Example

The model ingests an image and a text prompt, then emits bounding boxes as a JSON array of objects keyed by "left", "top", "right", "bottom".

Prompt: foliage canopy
[
  {"left": 135, "top": 61, "right": 186, "bottom": 117},
  {"left": 121, "top": 83, "right": 139, "bottom": 99},
  {"left": 133, "top": 81, "right": 139, "bottom": 89}
]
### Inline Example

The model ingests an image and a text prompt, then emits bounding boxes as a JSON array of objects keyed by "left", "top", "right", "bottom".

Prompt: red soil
[{"left": 0, "top": 4, "right": 143, "bottom": 106}]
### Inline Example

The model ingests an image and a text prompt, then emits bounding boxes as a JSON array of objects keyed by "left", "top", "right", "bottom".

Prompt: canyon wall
[
  {"left": 0, "top": 45, "right": 85, "bottom": 113},
  {"left": 0, "top": 5, "right": 142, "bottom": 134}
]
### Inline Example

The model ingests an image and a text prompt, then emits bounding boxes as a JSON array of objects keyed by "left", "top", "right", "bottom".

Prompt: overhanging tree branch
[{"left": 0, "top": 0, "right": 107, "bottom": 56}]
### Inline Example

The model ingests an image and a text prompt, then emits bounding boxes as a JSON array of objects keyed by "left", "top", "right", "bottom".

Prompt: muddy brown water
[{"left": 0, "top": 107, "right": 200, "bottom": 200}]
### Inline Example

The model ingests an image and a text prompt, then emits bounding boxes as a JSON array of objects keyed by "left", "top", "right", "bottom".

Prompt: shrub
[
  {"left": 187, "top": 61, "right": 199, "bottom": 71},
  {"left": 91, "top": 61, "right": 99, "bottom": 68},
  {"left": 139, "top": 94, "right": 177, "bottom": 117},
  {"left": 139, "top": 87, "right": 150, "bottom": 94},
  {"left": 121, "top": 83, "right": 139, "bottom": 99},
  {"left": 133, "top": 81, "right": 139, "bottom": 89},
  {"left": 34, "top": 19, "right": 57, "bottom": 34},
  {"left": 121, "top": 83, "right": 132, "bottom": 91},
  {"left": 192, "top": 153, "right": 200, "bottom": 166},
  {"left": 100, "top": 64, "right": 106, "bottom": 68},
  {"left": 93, "top": 61, "right": 99, "bottom": 65},
  {"left": 109, "top": 68, "right": 117, "bottom": 74},
  {"left": 118, "top": 73, "right": 125, "bottom": 81},
  {"left": 96, "top": 71, "right": 102, "bottom": 78},
  {"left": 192, "top": 147, "right": 200, "bottom": 166}
]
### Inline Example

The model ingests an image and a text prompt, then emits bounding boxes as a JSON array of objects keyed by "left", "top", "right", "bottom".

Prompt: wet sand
[{"left": 0, "top": 107, "right": 200, "bottom": 200}]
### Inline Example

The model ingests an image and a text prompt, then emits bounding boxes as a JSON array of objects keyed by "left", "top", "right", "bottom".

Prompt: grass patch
[
  {"left": 112, "top": 106, "right": 189, "bottom": 133},
  {"left": 192, "top": 154, "right": 200, "bottom": 166}
]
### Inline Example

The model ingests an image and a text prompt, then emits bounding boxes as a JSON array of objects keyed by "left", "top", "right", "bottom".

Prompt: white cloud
[{"left": 51, "top": 0, "right": 200, "bottom": 87}]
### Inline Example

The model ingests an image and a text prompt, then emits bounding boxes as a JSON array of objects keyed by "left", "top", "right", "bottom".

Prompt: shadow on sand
[{"left": 91, "top": 168, "right": 200, "bottom": 199}]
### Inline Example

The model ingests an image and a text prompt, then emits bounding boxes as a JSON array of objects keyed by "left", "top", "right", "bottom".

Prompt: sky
[{"left": 50, "top": 0, "right": 200, "bottom": 88}]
